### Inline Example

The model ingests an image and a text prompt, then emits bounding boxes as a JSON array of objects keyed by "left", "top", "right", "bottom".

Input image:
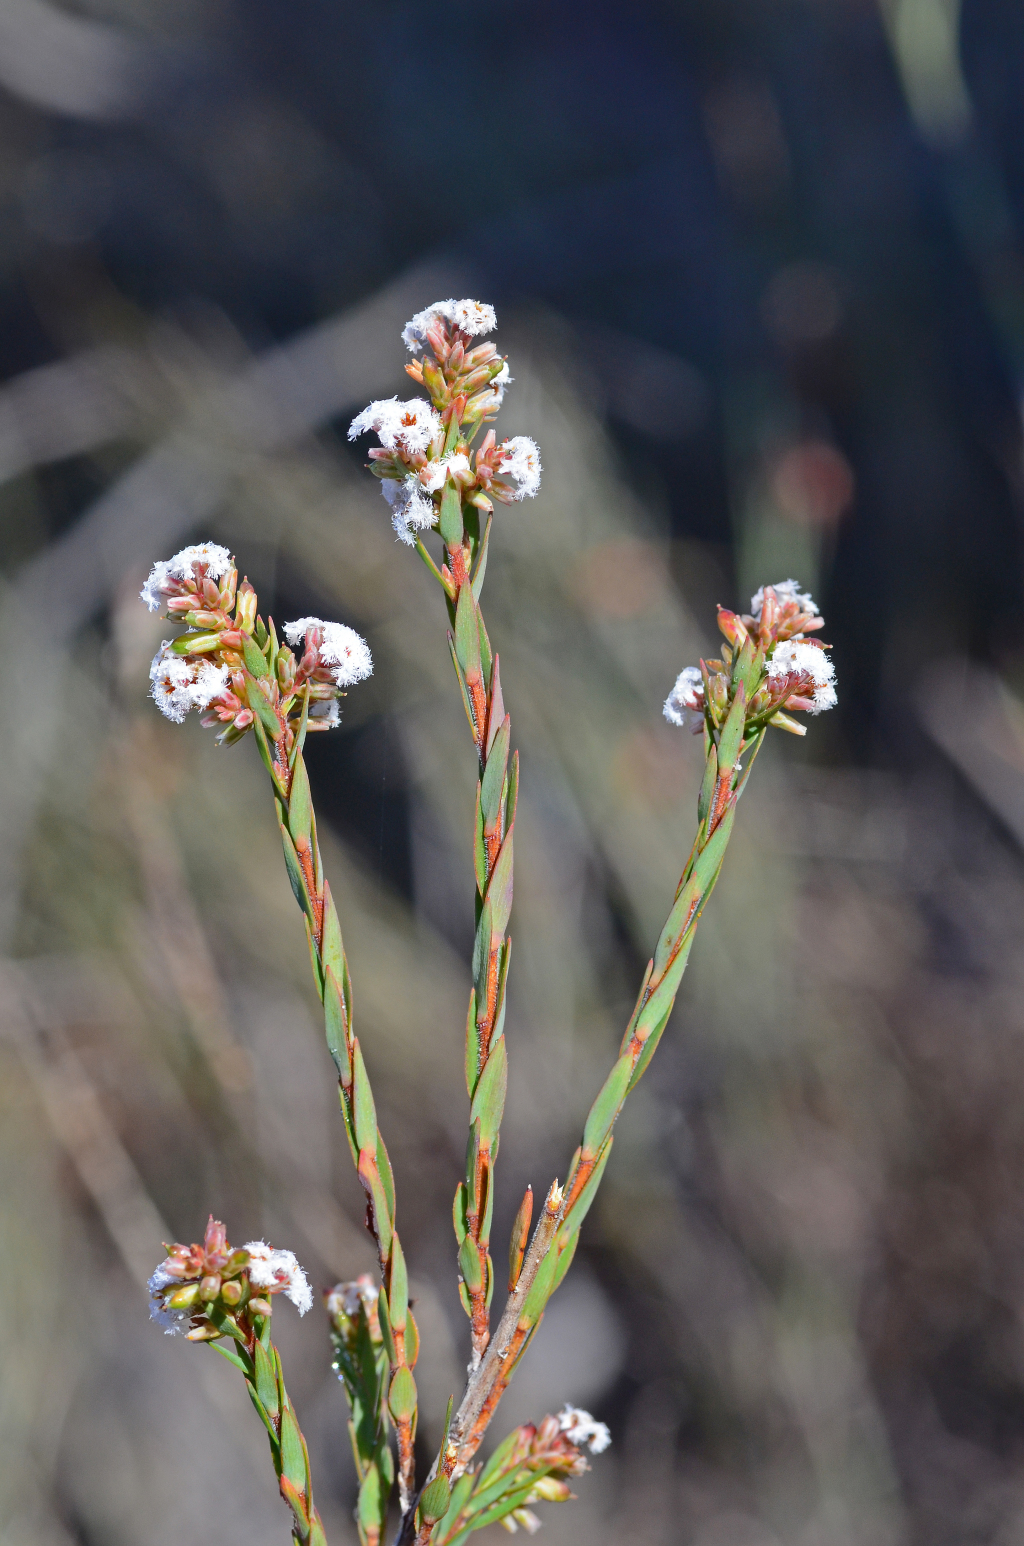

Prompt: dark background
[{"left": 5, "top": 3, "right": 1024, "bottom": 1544}]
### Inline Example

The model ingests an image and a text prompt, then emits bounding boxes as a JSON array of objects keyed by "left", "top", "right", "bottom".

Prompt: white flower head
[
  {"left": 420, "top": 452, "right": 471, "bottom": 493},
  {"left": 282, "top": 618, "right": 373, "bottom": 688},
  {"left": 308, "top": 700, "right": 341, "bottom": 729},
  {"left": 148, "top": 1265, "right": 188, "bottom": 1336},
  {"left": 243, "top": 1241, "right": 313, "bottom": 1316},
  {"left": 664, "top": 666, "right": 704, "bottom": 729},
  {"left": 382, "top": 475, "right": 438, "bottom": 545},
  {"left": 495, "top": 436, "right": 542, "bottom": 500},
  {"left": 768, "top": 638, "right": 837, "bottom": 713},
  {"left": 487, "top": 360, "right": 511, "bottom": 408},
  {"left": 327, "top": 1274, "right": 379, "bottom": 1321},
  {"left": 348, "top": 397, "right": 441, "bottom": 456},
  {"left": 557, "top": 1405, "right": 611, "bottom": 1454},
  {"left": 402, "top": 298, "right": 497, "bottom": 353},
  {"left": 149, "top": 643, "right": 229, "bottom": 723},
  {"left": 750, "top": 578, "right": 818, "bottom": 619},
  {"left": 141, "top": 543, "right": 233, "bottom": 612}
]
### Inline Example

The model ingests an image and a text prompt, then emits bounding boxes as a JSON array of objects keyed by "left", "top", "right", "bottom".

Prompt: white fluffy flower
[
  {"left": 768, "top": 638, "right": 836, "bottom": 713},
  {"left": 140, "top": 542, "right": 233, "bottom": 611},
  {"left": 495, "top": 436, "right": 542, "bottom": 499},
  {"left": 382, "top": 476, "right": 438, "bottom": 545},
  {"left": 557, "top": 1405, "right": 611, "bottom": 1454},
  {"left": 402, "top": 298, "right": 497, "bottom": 352},
  {"left": 348, "top": 397, "right": 441, "bottom": 455},
  {"left": 149, "top": 644, "right": 230, "bottom": 723},
  {"left": 750, "top": 578, "right": 818, "bottom": 618},
  {"left": 327, "top": 1274, "right": 378, "bottom": 1320},
  {"left": 243, "top": 1241, "right": 313, "bottom": 1315},
  {"left": 308, "top": 700, "right": 340, "bottom": 729},
  {"left": 487, "top": 360, "right": 511, "bottom": 408},
  {"left": 282, "top": 618, "right": 373, "bottom": 687},
  {"left": 419, "top": 452, "right": 471, "bottom": 493},
  {"left": 148, "top": 1265, "right": 188, "bottom": 1336},
  {"left": 663, "top": 665, "right": 704, "bottom": 729}
]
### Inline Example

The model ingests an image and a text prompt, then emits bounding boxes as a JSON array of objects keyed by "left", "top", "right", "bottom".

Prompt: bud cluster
[
  {"left": 348, "top": 299, "right": 541, "bottom": 546},
  {"left": 664, "top": 578, "right": 836, "bottom": 737},
  {"left": 148, "top": 1215, "right": 312, "bottom": 1341},
  {"left": 141, "top": 543, "right": 372, "bottom": 752}
]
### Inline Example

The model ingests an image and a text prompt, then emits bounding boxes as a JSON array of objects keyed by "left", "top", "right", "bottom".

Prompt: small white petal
[
  {"left": 401, "top": 298, "right": 497, "bottom": 353},
  {"left": 348, "top": 397, "right": 440, "bottom": 455},
  {"left": 382, "top": 476, "right": 437, "bottom": 544},
  {"left": 557, "top": 1404, "right": 611, "bottom": 1453},
  {"left": 750, "top": 578, "right": 818, "bottom": 618},
  {"left": 494, "top": 435, "right": 542, "bottom": 500},
  {"left": 243, "top": 1241, "right": 313, "bottom": 1316},
  {"left": 663, "top": 665, "right": 704, "bottom": 729}
]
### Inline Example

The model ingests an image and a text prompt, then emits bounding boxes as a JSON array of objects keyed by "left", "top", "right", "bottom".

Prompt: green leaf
[
  {"left": 473, "top": 788, "right": 488, "bottom": 896},
  {"left": 388, "top": 1366, "right": 417, "bottom": 1423},
  {"left": 471, "top": 513, "right": 492, "bottom": 600},
  {"left": 548, "top": 1227, "right": 579, "bottom": 1298},
  {"left": 245, "top": 1379, "right": 279, "bottom": 1444},
  {"left": 454, "top": 581, "right": 481, "bottom": 683},
  {"left": 277, "top": 812, "right": 313, "bottom": 921},
  {"left": 387, "top": 1236, "right": 408, "bottom": 1332},
  {"left": 376, "top": 1132, "right": 396, "bottom": 1223},
  {"left": 245, "top": 677, "right": 281, "bottom": 737},
  {"left": 351, "top": 1040, "right": 377, "bottom": 1153},
  {"left": 439, "top": 482, "right": 464, "bottom": 550},
  {"left": 480, "top": 718, "right": 510, "bottom": 836},
  {"left": 459, "top": 1235, "right": 484, "bottom": 1292},
  {"left": 716, "top": 682, "right": 746, "bottom": 772},
  {"left": 288, "top": 754, "right": 312, "bottom": 845},
  {"left": 559, "top": 1139, "right": 612, "bottom": 1240},
  {"left": 504, "top": 749, "right": 519, "bottom": 832},
  {"left": 254, "top": 1337, "right": 280, "bottom": 1422},
  {"left": 697, "top": 744, "right": 718, "bottom": 828},
  {"left": 323, "top": 966, "right": 350, "bottom": 1083},
  {"left": 357, "top": 1464, "right": 384, "bottom": 1537},
  {"left": 406, "top": 1306, "right": 419, "bottom": 1368},
  {"left": 320, "top": 886, "right": 347, "bottom": 987},
  {"left": 419, "top": 1474, "right": 452, "bottom": 1526},
  {"left": 519, "top": 1247, "right": 557, "bottom": 1326},
  {"left": 470, "top": 1036, "right": 507, "bottom": 1148},
  {"left": 243, "top": 635, "right": 270, "bottom": 679},
  {"left": 465, "top": 989, "right": 480, "bottom": 1097},
  {"left": 485, "top": 831, "right": 514, "bottom": 939},
  {"left": 212, "top": 1341, "right": 250, "bottom": 1375},
  {"left": 279, "top": 1402, "right": 308, "bottom": 1491},
  {"left": 174, "top": 630, "right": 225, "bottom": 656},
  {"left": 486, "top": 656, "right": 505, "bottom": 754},
  {"left": 491, "top": 939, "right": 512, "bottom": 1049},
  {"left": 627, "top": 1003, "right": 673, "bottom": 1092},
  {"left": 448, "top": 635, "right": 478, "bottom": 739},
  {"left": 581, "top": 1051, "right": 632, "bottom": 1158},
  {"left": 453, "top": 1181, "right": 468, "bottom": 1245},
  {"left": 377, "top": 1285, "right": 397, "bottom": 1365},
  {"left": 472, "top": 900, "right": 493, "bottom": 1008},
  {"left": 634, "top": 933, "right": 695, "bottom": 1041},
  {"left": 691, "top": 804, "right": 735, "bottom": 892}
]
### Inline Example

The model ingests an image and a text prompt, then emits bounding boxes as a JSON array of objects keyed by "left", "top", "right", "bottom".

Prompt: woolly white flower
[
  {"left": 348, "top": 397, "right": 441, "bottom": 455},
  {"left": 282, "top": 618, "right": 373, "bottom": 687},
  {"left": 149, "top": 644, "right": 229, "bottom": 723},
  {"left": 148, "top": 1266, "right": 188, "bottom": 1336},
  {"left": 382, "top": 476, "right": 438, "bottom": 545},
  {"left": 663, "top": 665, "right": 704, "bottom": 729},
  {"left": 750, "top": 578, "right": 818, "bottom": 618},
  {"left": 308, "top": 700, "right": 340, "bottom": 729},
  {"left": 495, "top": 436, "right": 542, "bottom": 499},
  {"left": 140, "top": 543, "right": 233, "bottom": 611},
  {"left": 243, "top": 1241, "right": 313, "bottom": 1315},
  {"left": 486, "top": 360, "right": 511, "bottom": 408},
  {"left": 557, "top": 1405, "right": 611, "bottom": 1454},
  {"left": 420, "top": 452, "right": 471, "bottom": 493},
  {"left": 327, "top": 1274, "right": 378, "bottom": 1320},
  {"left": 768, "top": 638, "right": 837, "bottom": 713},
  {"left": 402, "top": 298, "right": 497, "bottom": 353}
]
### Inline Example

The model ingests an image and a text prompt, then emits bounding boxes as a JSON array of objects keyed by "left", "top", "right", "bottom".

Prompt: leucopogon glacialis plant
[{"left": 142, "top": 298, "right": 837, "bottom": 1546}]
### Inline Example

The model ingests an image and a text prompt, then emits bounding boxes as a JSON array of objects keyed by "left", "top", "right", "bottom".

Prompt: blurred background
[{"left": 5, "top": 1, "right": 1024, "bottom": 1543}]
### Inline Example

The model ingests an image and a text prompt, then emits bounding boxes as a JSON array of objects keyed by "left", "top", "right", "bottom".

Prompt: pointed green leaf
[
  {"left": 287, "top": 754, "right": 312, "bottom": 845},
  {"left": 471, "top": 513, "right": 492, "bottom": 600},
  {"left": 243, "top": 635, "right": 270, "bottom": 679},
  {"left": 481, "top": 718, "right": 510, "bottom": 836},
  {"left": 388, "top": 1366, "right": 417, "bottom": 1423},
  {"left": 453, "top": 1181, "right": 468, "bottom": 1245},
  {"left": 465, "top": 988, "right": 480, "bottom": 1097},
  {"left": 472, "top": 900, "right": 493, "bottom": 1008},
  {"left": 697, "top": 744, "right": 718, "bottom": 828},
  {"left": 351, "top": 1040, "right": 377, "bottom": 1153},
  {"left": 419, "top": 1474, "right": 452, "bottom": 1526},
  {"left": 459, "top": 1235, "right": 484, "bottom": 1291},
  {"left": 485, "top": 831, "right": 514, "bottom": 940},
  {"left": 254, "top": 1337, "right": 279, "bottom": 1422},
  {"left": 519, "top": 1244, "right": 557, "bottom": 1325},
  {"left": 635, "top": 932, "right": 695, "bottom": 1040},
  {"left": 454, "top": 580, "right": 481, "bottom": 682},
  {"left": 448, "top": 634, "right": 478, "bottom": 738},
  {"left": 716, "top": 682, "right": 746, "bottom": 772},
  {"left": 438, "top": 479, "right": 463, "bottom": 549},
  {"left": 279, "top": 1402, "right": 307, "bottom": 1491},
  {"left": 387, "top": 1236, "right": 408, "bottom": 1332},
  {"left": 470, "top": 1036, "right": 507, "bottom": 1147},
  {"left": 581, "top": 1052, "right": 632, "bottom": 1158},
  {"left": 246, "top": 677, "right": 281, "bottom": 737},
  {"left": 323, "top": 966, "right": 350, "bottom": 1083}
]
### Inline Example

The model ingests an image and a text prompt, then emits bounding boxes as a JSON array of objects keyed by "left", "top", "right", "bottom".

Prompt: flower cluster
[
  {"left": 348, "top": 298, "right": 540, "bottom": 545},
  {"left": 140, "top": 544, "right": 372, "bottom": 748},
  {"left": 664, "top": 579, "right": 837, "bottom": 737},
  {"left": 148, "top": 1216, "right": 311, "bottom": 1339},
  {"left": 556, "top": 1405, "right": 612, "bottom": 1455}
]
